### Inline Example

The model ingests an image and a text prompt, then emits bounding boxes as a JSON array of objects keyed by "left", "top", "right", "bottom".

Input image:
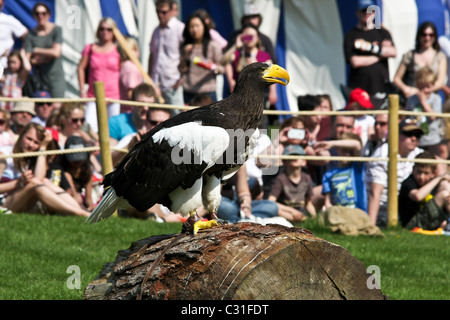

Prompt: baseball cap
[
  {"left": 283, "top": 145, "right": 306, "bottom": 156},
  {"left": 33, "top": 90, "right": 52, "bottom": 98},
  {"left": 12, "top": 101, "right": 36, "bottom": 116},
  {"left": 345, "top": 88, "right": 374, "bottom": 109},
  {"left": 357, "top": 0, "right": 376, "bottom": 10},
  {"left": 244, "top": 1, "right": 261, "bottom": 17},
  {"left": 399, "top": 119, "right": 424, "bottom": 136},
  {"left": 64, "top": 136, "right": 89, "bottom": 162}
]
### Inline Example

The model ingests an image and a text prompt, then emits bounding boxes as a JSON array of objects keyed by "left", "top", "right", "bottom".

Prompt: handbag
[{"left": 84, "top": 44, "right": 93, "bottom": 84}]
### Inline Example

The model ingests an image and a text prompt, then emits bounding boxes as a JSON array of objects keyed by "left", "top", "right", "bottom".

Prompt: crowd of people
[{"left": 0, "top": 0, "right": 449, "bottom": 232}]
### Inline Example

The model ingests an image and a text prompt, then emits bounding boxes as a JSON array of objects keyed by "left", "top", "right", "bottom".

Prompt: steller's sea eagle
[{"left": 87, "top": 62, "right": 289, "bottom": 234}]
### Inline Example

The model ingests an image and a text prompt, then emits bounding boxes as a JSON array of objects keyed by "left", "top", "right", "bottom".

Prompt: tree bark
[{"left": 84, "top": 222, "right": 386, "bottom": 300}]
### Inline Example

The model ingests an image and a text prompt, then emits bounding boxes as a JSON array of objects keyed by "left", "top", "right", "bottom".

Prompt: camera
[{"left": 287, "top": 128, "right": 305, "bottom": 140}]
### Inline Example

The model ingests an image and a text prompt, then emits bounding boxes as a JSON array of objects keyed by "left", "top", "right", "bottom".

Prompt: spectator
[
  {"left": 344, "top": 88, "right": 375, "bottom": 146},
  {"left": 224, "top": 24, "right": 275, "bottom": 106},
  {"left": 24, "top": 2, "right": 65, "bottom": 99},
  {"left": 78, "top": 17, "right": 121, "bottom": 132},
  {"left": 192, "top": 9, "right": 228, "bottom": 50},
  {"left": 317, "top": 94, "right": 333, "bottom": 141},
  {"left": 10, "top": 100, "right": 35, "bottom": 136},
  {"left": 322, "top": 132, "right": 367, "bottom": 212},
  {"left": 109, "top": 83, "right": 159, "bottom": 148},
  {"left": 148, "top": 0, "right": 185, "bottom": 108},
  {"left": 30, "top": 90, "right": 54, "bottom": 127},
  {"left": 0, "top": 123, "right": 90, "bottom": 217},
  {"left": 0, "top": 109, "right": 15, "bottom": 151},
  {"left": 0, "top": 0, "right": 28, "bottom": 69},
  {"left": 366, "top": 119, "right": 424, "bottom": 227},
  {"left": 344, "top": 0, "right": 396, "bottom": 96},
  {"left": 56, "top": 102, "right": 101, "bottom": 174},
  {"left": 363, "top": 112, "right": 388, "bottom": 157},
  {"left": 438, "top": 33, "right": 450, "bottom": 98},
  {"left": 217, "top": 164, "right": 283, "bottom": 224},
  {"left": 223, "top": 1, "right": 277, "bottom": 65},
  {"left": 393, "top": 21, "right": 447, "bottom": 99},
  {"left": 268, "top": 145, "right": 316, "bottom": 222},
  {"left": 117, "top": 36, "right": 143, "bottom": 114},
  {"left": 179, "top": 12, "right": 223, "bottom": 105},
  {"left": 0, "top": 49, "right": 31, "bottom": 111},
  {"left": 399, "top": 151, "right": 450, "bottom": 230},
  {"left": 59, "top": 135, "right": 95, "bottom": 211},
  {"left": 405, "top": 66, "right": 444, "bottom": 158}
]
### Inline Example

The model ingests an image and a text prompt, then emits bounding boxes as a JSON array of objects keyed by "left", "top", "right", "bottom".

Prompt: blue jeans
[{"left": 217, "top": 197, "right": 279, "bottom": 223}]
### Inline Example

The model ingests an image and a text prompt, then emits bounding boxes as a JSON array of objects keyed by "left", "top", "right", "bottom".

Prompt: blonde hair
[
  {"left": 415, "top": 66, "right": 436, "bottom": 85},
  {"left": 117, "top": 37, "right": 138, "bottom": 61},
  {"left": 95, "top": 17, "right": 117, "bottom": 41},
  {"left": 13, "top": 122, "right": 47, "bottom": 172}
]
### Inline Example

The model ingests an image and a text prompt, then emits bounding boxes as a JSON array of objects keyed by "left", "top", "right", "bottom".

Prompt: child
[
  {"left": 268, "top": 144, "right": 316, "bottom": 222},
  {"left": 344, "top": 88, "right": 375, "bottom": 147},
  {"left": 321, "top": 132, "right": 367, "bottom": 212},
  {"left": 405, "top": 67, "right": 443, "bottom": 157},
  {"left": 0, "top": 49, "right": 31, "bottom": 111},
  {"left": 399, "top": 151, "right": 450, "bottom": 230}
]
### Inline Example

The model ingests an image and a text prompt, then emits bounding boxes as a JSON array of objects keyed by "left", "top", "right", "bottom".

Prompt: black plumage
[{"left": 87, "top": 62, "right": 289, "bottom": 232}]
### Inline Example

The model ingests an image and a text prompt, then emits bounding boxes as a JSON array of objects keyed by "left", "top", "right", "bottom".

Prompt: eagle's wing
[{"left": 105, "top": 122, "right": 229, "bottom": 213}]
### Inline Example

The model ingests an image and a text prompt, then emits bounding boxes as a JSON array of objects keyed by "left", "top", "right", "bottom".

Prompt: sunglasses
[
  {"left": 36, "top": 102, "right": 51, "bottom": 107},
  {"left": 375, "top": 121, "right": 388, "bottom": 126},
  {"left": 71, "top": 117, "right": 85, "bottom": 124},
  {"left": 34, "top": 11, "right": 48, "bottom": 17},
  {"left": 156, "top": 10, "right": 169, "bottom": 15},
  {"left": 149, "top": 120, "right": 162, "bottom": 126},
  {"left": 100, "top": 27, "right": 113, "bottom": 32},
  {"left": 401, "top": 131, "right": 422, "bottom": 139},
  {"left": 421, "top": 33, "right": 435, "bottom": 38}
]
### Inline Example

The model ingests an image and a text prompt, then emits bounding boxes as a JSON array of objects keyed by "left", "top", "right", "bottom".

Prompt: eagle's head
[{"left": 235, "top": 62, "right": 290, "bottom": 91}]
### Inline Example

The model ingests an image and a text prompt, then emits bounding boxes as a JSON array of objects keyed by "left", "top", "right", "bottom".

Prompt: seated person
[
  {"left": 399, "top": 151, "right": 450, "bottom": 230},
  {"left": 321, "top": 133, "right": 367, "bottom": 212},
  {"left": 268, "top": 145, "right": 316, "bottom": 221},
  {"left": 0, "top": 123, "right": 90, "bottom": 217}
]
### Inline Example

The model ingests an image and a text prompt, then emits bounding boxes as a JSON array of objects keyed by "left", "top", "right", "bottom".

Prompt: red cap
[{"left": 345, "top": 88, "right": 374, "bottom": 109}]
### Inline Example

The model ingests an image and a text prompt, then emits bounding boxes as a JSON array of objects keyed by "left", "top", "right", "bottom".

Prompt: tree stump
[{"left": 84, "top": 222, "right": 386, "bottom": 300}]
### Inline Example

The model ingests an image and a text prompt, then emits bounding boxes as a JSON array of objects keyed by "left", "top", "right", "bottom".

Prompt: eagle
[{"left": 87, "top": 62, "right": 290, "bottom": 234}]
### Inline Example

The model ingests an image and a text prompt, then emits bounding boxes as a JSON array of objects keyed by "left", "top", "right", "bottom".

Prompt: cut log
[{"left": 84, "top": 222, "right": 386, "bottom": 300}]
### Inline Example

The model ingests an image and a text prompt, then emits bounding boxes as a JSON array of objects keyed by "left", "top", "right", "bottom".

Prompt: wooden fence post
[
  {"left": 94, "top": 81, "right": 113, "bottom": 176},
  {"left": 387, "top": 94, "right": 399, "bottom": 227}
]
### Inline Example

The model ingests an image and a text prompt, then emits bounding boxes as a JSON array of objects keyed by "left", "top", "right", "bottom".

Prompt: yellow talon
[{"left": 193, "top": 219, "right": 219, "bottom": 235}]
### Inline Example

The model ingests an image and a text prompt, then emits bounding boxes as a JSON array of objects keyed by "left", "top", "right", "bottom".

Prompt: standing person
[
  {"left": 344, "top": 88, "right": 375, "bottom": 147},
  {"left": 366, "top": 119, "right": 424, "bottom": 227},
  {"left": 344, "top": 0, "right": 396, "bottom": 96},
  {"left": 405, "top": 67, "right": 444, "bottom": 157},
  {"left": 0, "top": 0, "right": 28, "bottom": 69},
  {"left": 394, "top": 21, "right": 447, "bottom": 99},
  {"left": 117, "top": 37, "right": 143, "bottom": 114},
  {"left": 223, "top": 1, "right": 277, "bottom": 65},
  {"left": 78, "top": 17, "right": 121, "bottom": 132},
  {"left": 0, "top": 49, "right": 31, "bottom": 111},
  {"left": 179, "top": 12, "right": 223, "bottom": 105},
  {"left": 148, "top": 0, "right": 185, "bottom": 108},
  {"left": 0, "top": 123, "right": 90, "bottom": 217},
  {"left": 224, "top": 24, "right": 275, "bottom": 106},
  {"left": 23, "top": 2, "right": 65, "bottom": 99}
]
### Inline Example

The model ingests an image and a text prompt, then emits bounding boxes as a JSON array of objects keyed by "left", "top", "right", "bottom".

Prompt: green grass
[{"left": 0, "top": 214, "right": 449, "bottom": 300}]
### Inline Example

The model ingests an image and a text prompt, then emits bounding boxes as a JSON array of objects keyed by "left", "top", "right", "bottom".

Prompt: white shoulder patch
[{"left": 152, "top": 122, "right": 230, "bottom": 167}]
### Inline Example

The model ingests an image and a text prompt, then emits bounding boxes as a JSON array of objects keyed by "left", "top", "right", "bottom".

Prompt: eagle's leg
[
  {"left": 207, "top": 212, "right": 227, "bottom": 226},
  {"left": 182, "top": 211, "right": 220, "bottom": 235}
]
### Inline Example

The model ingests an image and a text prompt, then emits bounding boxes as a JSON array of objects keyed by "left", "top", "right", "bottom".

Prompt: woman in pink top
[{"left": 77, "top": 17, "right": 121, "bottom": 132}]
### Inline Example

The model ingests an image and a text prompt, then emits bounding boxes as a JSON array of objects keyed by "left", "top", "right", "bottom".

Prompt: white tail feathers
[{"left": 86, "top": 188, "right": 128, "bottom": 223}]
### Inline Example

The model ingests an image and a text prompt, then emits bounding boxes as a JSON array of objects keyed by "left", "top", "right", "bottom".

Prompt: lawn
[{"left": 0, "top": 213, "right": 449, "bottom": 300}]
